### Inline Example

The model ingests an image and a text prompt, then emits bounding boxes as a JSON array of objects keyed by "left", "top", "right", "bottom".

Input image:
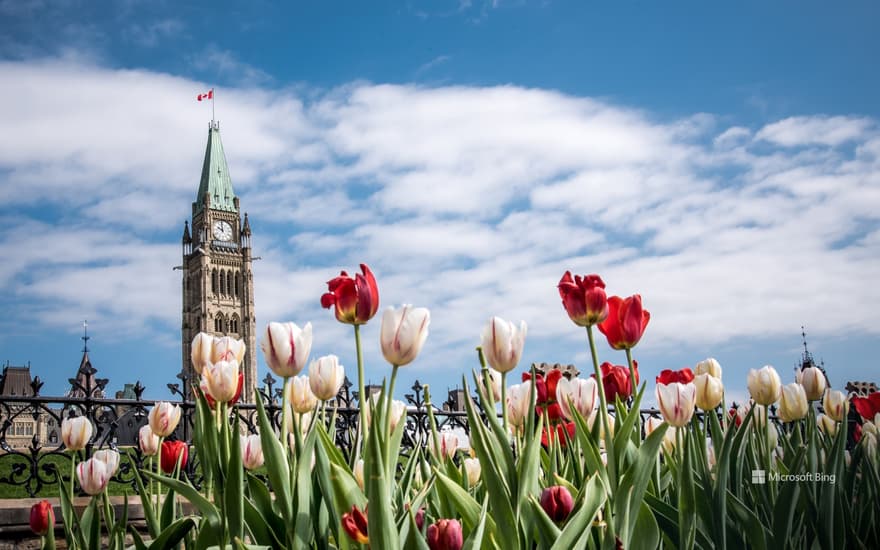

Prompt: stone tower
[{"left": 180, "top": 121, "right": 257, "bottom": 402}]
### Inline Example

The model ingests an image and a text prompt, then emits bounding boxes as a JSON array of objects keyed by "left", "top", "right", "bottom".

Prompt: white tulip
[
  {"left": 308, "top": 355, "right": 345, "bottom": 401},
  {"left": 480, "top": 316, "right": 527, "bottom": 374},
  {"left": 261, "top": 322, "right": 313, "bottom": 378},
  {"left": 380, "top": 305, "right": 430, "bottom": 366}
]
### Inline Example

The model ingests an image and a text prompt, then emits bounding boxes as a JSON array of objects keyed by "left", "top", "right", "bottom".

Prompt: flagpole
[{"left": 212, "top": 88, "right": 215, "bottom": 125}]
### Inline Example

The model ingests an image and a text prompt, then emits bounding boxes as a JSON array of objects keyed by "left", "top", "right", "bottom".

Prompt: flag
[{"left": 197, "top": 90, "right": 214, "bottom": 101}]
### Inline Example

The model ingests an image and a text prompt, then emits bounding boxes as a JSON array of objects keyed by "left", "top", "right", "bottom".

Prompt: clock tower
[{"left": 180, "top": 121, "right": 257, "bottom": 402}]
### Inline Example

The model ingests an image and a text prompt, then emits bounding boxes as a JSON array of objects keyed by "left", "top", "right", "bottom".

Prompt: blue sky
[{"left": 1, "top": 0, "right": 878, "bottom": 406}]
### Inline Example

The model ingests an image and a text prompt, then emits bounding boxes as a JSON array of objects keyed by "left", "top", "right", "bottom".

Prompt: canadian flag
[{"left": 197, "top": 89, "right": 214, "bottom": 101}]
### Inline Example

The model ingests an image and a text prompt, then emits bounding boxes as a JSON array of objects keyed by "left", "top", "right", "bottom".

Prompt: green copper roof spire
[{"left": 195, "top": 121, "right": 236, "bottom": 213}]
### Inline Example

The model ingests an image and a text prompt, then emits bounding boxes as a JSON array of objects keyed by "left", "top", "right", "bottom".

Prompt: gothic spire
[{"left": 194, "top": 121, "right": 236, "bottom": 213}]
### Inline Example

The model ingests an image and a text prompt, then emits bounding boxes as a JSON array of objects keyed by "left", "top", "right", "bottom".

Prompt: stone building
[
  {"left": 0, "top": 362, "right": 59, "bottom": 449},
  {"left": 180, "top": 121, "right": 257, "bottom": 402}
]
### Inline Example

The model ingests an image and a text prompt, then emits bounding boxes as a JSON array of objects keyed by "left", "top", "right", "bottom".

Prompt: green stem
[
  {"left": 587, "top": 326, "right": 617, "bottom": 487},
  {"left": 424, "top": 385, "right": 442, "bottom": 463},
  {"left": 354, "top": 324, "right": 366, "bottom": 463},
  {"left": 102, "top": 490, "right": 113, "bottom": 539},
  {"left": 501, "top": 372, "right": 509, "bottom": 436},
  {"left": 70, "top": 452, "right": 76, "bottom": 506},
  {"left": 624, "top": 347, "right": 640, "bottom": 433},
  {"left": 280, "top": 377, "right": 290, "bottom": 455}
]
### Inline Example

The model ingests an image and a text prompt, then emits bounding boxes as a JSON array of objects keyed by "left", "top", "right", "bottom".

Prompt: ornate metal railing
[{"left": 1, "top": 363, "right": 856, "bottom": 498}]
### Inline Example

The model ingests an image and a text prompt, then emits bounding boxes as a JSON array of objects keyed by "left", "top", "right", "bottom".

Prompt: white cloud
[{"left": 755, "top": 115, "right": 874, "bottom": 147}]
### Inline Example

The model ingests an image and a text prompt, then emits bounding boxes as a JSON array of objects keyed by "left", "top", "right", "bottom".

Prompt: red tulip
[
  {"left": 656, "top": 368, "right": 694, "bottom": 385},
  {"left": 558, "top": 272, "right": 608, "bottom": 326},
  {"left": 593, "top": 361, "right": 638, "bottom": 402},
  {"left": 540, "top": 422, "right": 576, "bottom": 447},
  {"left": 29, "top": 500, "right": 53, "bottom": 536},
  {"left": 540, "top": 486, "right": 574, "bottom": 522},
  {"left": 427, "top": 519, "right": 463, "bottom": 550},
  {"left": 320, "top": 264, "right": 379, "bottom": 325},
  {"left": 852, "top": 391, "right": 880, "bottom": 421},
  {"left": 341, "top": 505, "right": 369, "bottom": 544},
  {"left": 728, "top": 406, "right": 742, "bottom": 427},
  {"left": 204, "top": 371, "right": 244, "bottom": 409},
  {"left": 522, "top": 370, "right": 564, "bottom": 421},
  {"left": 853, "top": 422, "right": 863, "bottom": 443},
  {"left": 597, "top": 295, "right": 650, "bottom": 350},
  {"left": 160, "top": 440, "right": 189, "bottom": 474}
]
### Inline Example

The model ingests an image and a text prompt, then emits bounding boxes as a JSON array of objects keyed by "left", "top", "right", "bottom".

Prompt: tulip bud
[
  {"left": 341, "top": 505, "right": 369, "bottom": 544},
  {"left": 160, "top": 440, "right": 188, "bottom": 474},
  {"left": 429, "top": 432, "right": 459, "bottom": 461},
  {"left": 480, "top": 316, "right": 527, "bottom": 374},
  {"left": 201, "top": 360, "right": 241, "bottom": 404},
  {"left": 239, "top": 434, "right": 264, "bottom": 470},
  {"left": 380, "top": 305, "right": 430, "bottom": 366},
  {"left": 288, "top": 375, "right": 318, "bottom": 414},
  {"left": 354, "top": 459, "right": 365, "bottom": 490},
  {"left": 540, "top": 486, "right": 574, "bottom": 523},
  {"left": 77, "top": 457, "right": 110, "bottom": 495},
  {"left": 463, "top": 457, "right": 481, "bottom": 486},
  {"left": 93, "top": 449, "right": 120, "bottom": 476},
  {"left": 817, "top": 414, "right": 837, "bottom": 436},
  {"left": 645, "top": 416, "right": 676, "bottom": 454},
  {"left": 506, "top": 383, "right": 532, "bottom": 429},
  {"left": 694, "top": 373, "right": 724, "bottom": 411},
  {"left": 138, "top": 425, "right": 160, "bottom": 456},
  {"left": 823, "top": 389, "right": 849, "bottom": 422},
  {"left": 29, "top": 500, "right": 53, "bottom": 536},
  {"left": 556, "top": 376, "right": 599, "bottom": 421},
  {"left": 694, "top": 357, "right": 723, "bottom": 379},
  {"left": 211, "top": 335, "right": 246, "bottom": 364},
  {"left": 767, "top": 423, "right": 779, "bottom": 448},
  {"left": 261, "top": 321, "right": 313, "bottom": 378},
  {"left": 427, "top": 519, "right": 463, "bottom": 550},
  {"left": 557, "top": 272, "right": 608, "bottom": 327},
  {"left": 476, "top": 368, "right": 502, "bottom": 403},
  {"left": 307, "top": 355, "right": 345, "bottom": 401},
  {"left": 597, "top": 294, "right": 651, "bottom": 350},
  {"left": 747, "top": 366, "right": 782, "bottom": 405},
  {"left": 656, "top": 382, "right": 697, "bottom": 427},
  {"left": 778, "top": 383, "right": 809, "bottom": 423},
  {"left": 796, "top": 366, "right": 827, "bottom": 401},
  {"left": 61, "top": 416, "right": 93, "bottom": 451},
  {"left": 149, "top": 402, "right": 181, "bottom": 437},
  {"left": 190, "top": 332, "right": 214, "bottom": 375},
  {"left": 361, "top": 393, "right": 407, "bottom": 432},
  {"left": 320, "top": 263, "right": 381, "bottom": 325}
]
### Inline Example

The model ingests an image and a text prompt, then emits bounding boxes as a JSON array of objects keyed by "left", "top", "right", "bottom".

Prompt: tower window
[
  {"left": 234, "top": 272, "right": 240, "bottom": 297},
  {"left": 212, "top": 269, "right": 218, "bottom": 295},
  {"left": 214, "top": 313, "right": 225, "bottom": 333},
  {"left": 219, "top": 271, "right": 226, "bottom": 295},
  {"left": 226, "top": 270, "right": 233, "bottom": 296},
  {"left": 230, "top": 314, "right": 240, "bottom": 334}
]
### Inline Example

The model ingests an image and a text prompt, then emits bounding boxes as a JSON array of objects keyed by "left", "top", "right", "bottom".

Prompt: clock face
[{"left": 213, "top": 221, "right": 233, "bottom": 241}]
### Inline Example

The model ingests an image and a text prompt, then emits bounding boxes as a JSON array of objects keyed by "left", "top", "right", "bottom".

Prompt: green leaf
[
  {"left": 293, "top": 423, "right": 317, "bottom": 547},
  {"left": 434, "top": 468, "right": 498, "bottom": 538},
  {"left": 613, "top": 419, "right": 667, "bottom": 547},
  {"left": 551, "top": 474, "right": 606, "bottom": 550},
  {"left": 628, "top": 501, "right": 660, "bottom": 550},
  {"left": 254, "top": 389, "right": 293, "bottom": 523},
  {"left": 678, "top": 428, "right": 696, "bottom": 550},
  {"left": 160, "top": 482, "right": 176, "bottom": 531},
  {"left": 81, "top": 496, "right": 100, "bottom": 550},
  {"left": 243, "top": 497, "right": 283, "bottom": 548},
  {"left": 147, "top": 517, "right": 196, "bottom": 549},
  {"left": 462, "top": 494, "right": 491, "bottom": 550},
  {"left": 226, "top": 420, "right": 244, "bottom": 542},
  {"left": 143, "top": 471, "right": 220, "bottom": 529},
  {"left": 365, "top": 390, "right": 399, "bottom": 550},
  {"left": 526, "top": 497, "right": 562, "bottom": 548}
]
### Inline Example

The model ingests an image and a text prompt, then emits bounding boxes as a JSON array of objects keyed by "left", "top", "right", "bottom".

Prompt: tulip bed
[{"left": 30, "top": 266, "right": 880, "bottom": 549}]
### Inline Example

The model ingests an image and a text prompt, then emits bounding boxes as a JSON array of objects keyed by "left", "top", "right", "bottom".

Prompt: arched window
[
  {"left": 214, "top": 313, "right": 225, "bottom": 333},
  {"left": 219, "top": 271, "right": 226, "bottom": 295},
  {"left": 226, "top": 270, "right": 233, "bottom": 296},
  {"left": 211, "top": 269, "right": 218, "bottom": 295},
  {"left": 234, "top": 272, "right": 241, "bottom": 297},
  {"left": 230, "top": 314, "right": 240, "bottom": 334}
]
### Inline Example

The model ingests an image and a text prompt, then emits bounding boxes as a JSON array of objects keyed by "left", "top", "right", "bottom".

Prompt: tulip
[
  {"left": 341, "top": 505, "right": 369, "bottom": 544},
  {"left": 796, "top": 366, "right": 827, "bottom": 401},
  {"left": 415, "top": 507, "right": 426, "bottom": 530},
  {"left": 463, "top": 457, "right": 481, "bottom": 486},
  {"left": 190, "top": 332, "right": 214, "bottom": 375},
  {"left": 557, "top": 272, "right": 608, "bottom": 326},
  {"left": 76, "top": 457, "right": 110, "bottom": 495},
  {"left": 597, "top": 294, "right": 650, "bottom": 350},
  {"left": 778, "top": 383, "right": 809, "bottom": 422},
  {"left": 736, "top": 401, "right": 767, "bottom": 428},
  {"left": 476, "top": 368, "right": 502, "bottom": 403},
  {"left": 354, "top": 459, "right": 365, "bottom": 490},
  {"left": 160, "top": 440, "right": 188, "bottom": 474},
  {"left": 587, "top": 409, "right": 616, "bottom": 441},
  {"left": 747, "top": 366, "right": 782, "bottom": 405},
  {"left": 361, "top": 393, "right": 407, "bottom": 431},
  {"left": 29, "top": 500, "right": 53, "bottom": 536},
  {"left": 380, "top": 305, "right": 430, "bottom": 366},
  {"left": 656, "top": 368, "right": 694, "bottom": 385},
  {"left": 823, "top": 389, "right": 849, "bottom": 422},
  {"left": 261, "top": 321, "right": 313, "bottom": 378},
  {"left": 540, "top": 486, "right": 574, "bottom": 523},
  {"left": 429, "top": 432, "right": 459, "bottom": 461},
  {"left": 202, "top": 371, "right": 244, "bottom": 408},
  {"left": 694, "top": 373, "right": 724, "bottom": 411},
  {"left": 61, "top": 416, "right": 92, "bottom": 451},
  {"left": 656, "top": 382, "right": 697, "bottom": 427},
  {"left": 766, "top": 423, "right": 779, "bottom": 448},
  {"left": 201, "top": 360, "right": 241, "bottom": 404},
  {"left": 852, "top": 391, "right": 880, "bottom": 421},
  {"left": 480, "top": 316, "right": 527, "bottom": 374},
  {"left": 212, "top": 335, "right": 247, "bottom": 364},
  {"left": 93, "top": 449, "right": 120, "bottom": 476},
  {"left": 139, "top": 425, "right": 160, "bottom": 456},
  {"left": 427, "top": 519, "right": 463, "bottom": 550},
  {"left": 593, "top": 361, "right": 638, "bottom": 402},
  {"left": 309, "top": 355, "right": 345, "bottom": 401},
  {"left": 506, "top": 383, "right": 532, "bottom": 428},
  {"left": 241, "top": 434, "right": 264, "bottom": 470},
  {"left": 287, "top": 375, "right": 318, "bottom": 415},
  {"left": 645, "top": 417, "right": 677, "bottom": 454},
  {"left": 321, "top": 264, "right": 380, "bottom": 325},
  {"left": 541, "top": 422, "right": 576, "bottom": 448},
  {"left": 817, "top": 413, "right": 837, "bottom": 436},
  {"left": 694, "top": 357, "right": 723, "bottom": 379},
  {"left": 149, "top": 402, "right": 181, "bottom": 437},
  {"left": 556, "top": 376, "right": 599, "bottom": 421}
]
